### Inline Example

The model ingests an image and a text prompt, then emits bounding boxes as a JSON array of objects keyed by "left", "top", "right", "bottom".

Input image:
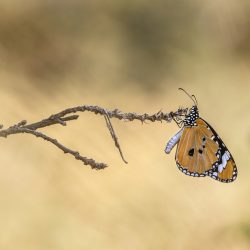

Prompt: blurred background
[{"left": 0, "top": 0, "right": 249, "bottom": 249}]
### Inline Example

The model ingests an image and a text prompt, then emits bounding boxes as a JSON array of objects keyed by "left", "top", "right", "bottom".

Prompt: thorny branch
[{"left": 0, "top": 105, "right": 187, "bottom": 170}]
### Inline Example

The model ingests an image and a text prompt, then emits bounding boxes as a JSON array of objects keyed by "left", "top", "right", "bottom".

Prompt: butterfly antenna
[
  {"left": 178, "top": 88, "right": 198, "bottom": 106},
  {"left": 191, "top": 94, "right": 198, "bottom": 106}
]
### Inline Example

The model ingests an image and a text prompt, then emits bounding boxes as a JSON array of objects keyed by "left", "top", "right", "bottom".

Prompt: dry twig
[{"left": 0, "top": 105, "right": 187, "bottom": 170}]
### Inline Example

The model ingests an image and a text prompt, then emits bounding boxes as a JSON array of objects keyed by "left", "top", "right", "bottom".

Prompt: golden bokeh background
[{"left": 0, "top": 1, "right": 250, "bottom": 249}]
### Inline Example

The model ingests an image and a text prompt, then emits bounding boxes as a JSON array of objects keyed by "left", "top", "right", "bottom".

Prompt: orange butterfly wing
[
  {"left": 210, "top": 159, "right": 237, "bottom": 182},
  {"left": 176, "top": 119, "right": 219, "bottom": 175},
  {"left": 175, "top": 118, "right": 237, "bottom": 182},
  {"left": 203, "top": 120, "right": 237, "bottom": 183}
]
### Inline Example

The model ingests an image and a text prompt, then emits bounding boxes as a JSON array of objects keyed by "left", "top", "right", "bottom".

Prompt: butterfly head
[
  {"left": 183, "top": 105, "right": 199, "bottom": 127},
  {"left": 178, "top": 88, "right": 199, "bottom": 127}
]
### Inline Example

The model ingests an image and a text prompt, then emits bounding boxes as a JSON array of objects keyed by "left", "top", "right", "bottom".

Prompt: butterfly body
[{"left": 165, "top": 105, "right": 237, "bottom": 183}]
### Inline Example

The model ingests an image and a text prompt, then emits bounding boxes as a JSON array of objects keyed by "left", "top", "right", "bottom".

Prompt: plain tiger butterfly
[{"left": 165, "top": 88, "right": 237, "bottom": 183}]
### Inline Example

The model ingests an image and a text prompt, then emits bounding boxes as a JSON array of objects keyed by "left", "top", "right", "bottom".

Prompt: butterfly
[{"left": 165, "top": 88, "right": 237, "bottom": 183}]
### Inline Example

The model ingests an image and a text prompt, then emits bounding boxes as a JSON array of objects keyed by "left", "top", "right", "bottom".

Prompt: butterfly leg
[{"left": 172, "top": 116, "right": 184, "bottom": 128}]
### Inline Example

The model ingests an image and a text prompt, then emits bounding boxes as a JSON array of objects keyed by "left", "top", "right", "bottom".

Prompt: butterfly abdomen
[{"left": 165, "top": 128, "right": 184, "bottom": 154}]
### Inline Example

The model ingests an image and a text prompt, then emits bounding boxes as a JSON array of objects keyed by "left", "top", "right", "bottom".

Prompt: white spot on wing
[{"left": 218, "top": 151, "right": 230, "bottom": 173}]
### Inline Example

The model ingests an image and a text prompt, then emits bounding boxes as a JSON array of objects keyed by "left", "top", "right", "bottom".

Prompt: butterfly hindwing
[{"left": 175, "top": 118, "right": 219, "bottom": 176}]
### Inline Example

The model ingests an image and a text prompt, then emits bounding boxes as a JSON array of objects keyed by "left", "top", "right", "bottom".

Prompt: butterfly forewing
[
  {"left": 202, "top": 119, "right": 238, "bottom": 183},
  {"left": 218, "top": 159, "right": 237, "bottom": 182},
  {"left": 208, "top": 159, "right": 237, "bottom": 183}
]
